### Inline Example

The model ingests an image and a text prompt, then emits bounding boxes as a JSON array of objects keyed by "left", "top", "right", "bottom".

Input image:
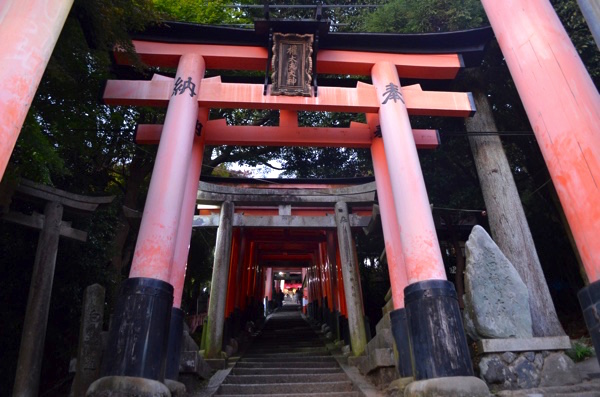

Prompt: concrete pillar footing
[
  {"left": 404, "top": 376, "right": 490, "bottom": 397},
  {"left": 86, "top": 376, "right": 171, "bottom": 397}
]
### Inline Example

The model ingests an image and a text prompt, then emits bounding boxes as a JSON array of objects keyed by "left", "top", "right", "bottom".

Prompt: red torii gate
[{"left": 98, "top": 20, "right": 483, "bottom": 392}]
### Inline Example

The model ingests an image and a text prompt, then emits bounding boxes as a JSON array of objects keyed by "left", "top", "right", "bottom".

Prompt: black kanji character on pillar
[
  {"left": 172, "top": 76, "right": 197, "bottom": 97},
  {"left": 381, "top": 82, "right": 404, "bottom": 105}
]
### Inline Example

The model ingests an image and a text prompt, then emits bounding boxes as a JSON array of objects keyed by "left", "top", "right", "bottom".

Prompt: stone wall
[{"left": 478, "top": 351, "right": 580, "bottom": 390}]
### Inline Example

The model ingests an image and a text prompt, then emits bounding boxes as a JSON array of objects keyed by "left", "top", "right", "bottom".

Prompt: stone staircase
[{"left": 214, "top": 304, "right": 362, "bottom": 396}]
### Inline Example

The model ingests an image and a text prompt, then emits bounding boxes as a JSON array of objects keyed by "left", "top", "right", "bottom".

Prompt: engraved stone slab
[
  {"left": 271, "top": 33, "right": 313, "bottom": 97},
  {"left": 463, "top": 225, "right": 533, "bottom": 340},
  {"left": 70, "top": 284, "right": 105, "bottom": 397}
]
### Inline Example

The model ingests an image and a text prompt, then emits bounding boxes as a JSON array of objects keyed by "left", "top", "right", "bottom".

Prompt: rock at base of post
[
  {"left": 163, "top": 379, "right": 186, "bottom": 397},
  {"left": 405, "top": 376, "right": 490, "bottom": 396},
  {"left": 86, "top": 376, "right": 171, "bottom": 397}
]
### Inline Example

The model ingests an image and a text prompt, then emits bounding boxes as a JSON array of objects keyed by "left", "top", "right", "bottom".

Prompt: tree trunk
[
  {"left": 465, "top": 80, "right": 565, "bottom": 337},
  {"left": 107, "top": 153, "right": 153, "bottom": 305}
]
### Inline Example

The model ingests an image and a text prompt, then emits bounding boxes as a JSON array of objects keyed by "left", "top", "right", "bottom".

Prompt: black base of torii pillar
[
  {"left": 102, "top": 277, "right": 174, "bottom": 380},
  {"left": 404, "top": 280, "right": 473, "bottom": 379}
]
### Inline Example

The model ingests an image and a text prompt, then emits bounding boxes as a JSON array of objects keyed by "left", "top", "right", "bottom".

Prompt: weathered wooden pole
[
  {"left": 326, "top": 232, "right": 340, "bottom": 312},
  {"left": 480, "top": 0, "right": 600, "bottom": 363},
  {"left": 334, "top": 201, "right": 368, "bottom": 356},
  {"left": 12, "top": 201, "right": 63, "bottom": 397},
  {"left": 205, "top": 201, "right": 234, "bottom": 359},
  {"left": 480, "top": 0, "right": 600, "bottom": 281},
  {"left": 326, "top": 232, "right": 342, "bottom": 340},
  {"left": 100, "top": 53, "right": 204, "bottom": 385},
  {"left": 371, "top": 61, "right": 473, "bottom": 380},
  {"left": 0, "top": 0, "right": 74, "bottom": 180},
  {"left": 465, "top": 85, "right": 564, "bottom": 337},
  {"left": 576, "top": 0, "right": 600, "bottom": 50}
]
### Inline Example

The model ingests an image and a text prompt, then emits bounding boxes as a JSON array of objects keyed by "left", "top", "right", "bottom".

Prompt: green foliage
[
  {"left": 73, "top": 0, "right": 159, "bottom": 51},
  {"left": 361, "top": 0, "right": 487, "bottom": 33},
  {"left": 567, "top": 338, "right": 596, "bottom": 362},
  {"left": 153, "top": 0, "right": 254, "bottom": 25},
  {"left": 551, "top": 0, "right": 600, "bottom": 87}
]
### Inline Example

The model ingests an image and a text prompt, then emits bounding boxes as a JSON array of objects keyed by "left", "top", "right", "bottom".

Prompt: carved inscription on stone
[
  {"left": 71, "top": 284, "right": 105, "bottom": 397},
  {"left": 271, "top": 33, "right": 313, "bottom": 97}
]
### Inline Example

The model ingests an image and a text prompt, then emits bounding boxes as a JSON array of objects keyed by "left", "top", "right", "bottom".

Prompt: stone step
[
  {"left": 235, "top": 361, "right": 341, "bottom": 369},
  {"left": 216, "top": 381, "right": 355, "bottom": 395},
  {"left": 250, "top": 339, "right": 321, "bottom": 344},
  {"left": 231, "top": 367, "right": 343, "bottom": 376},
  {"left": 223, "top": 373, "right": 349, "bottom": 384},
  {"left": 243, "top": 349, "right": 330, "bottom": 358},
  {"left": 240, "top": 356, "right": 337, "bottom": 363},
  {"left": 245, "top": 346, "right": 325, "bottom": 353}
]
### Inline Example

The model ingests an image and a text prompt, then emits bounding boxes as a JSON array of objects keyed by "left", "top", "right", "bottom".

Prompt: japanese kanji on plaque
[{"left": 271, "top": 33, "right": 313, "bottom": 97}]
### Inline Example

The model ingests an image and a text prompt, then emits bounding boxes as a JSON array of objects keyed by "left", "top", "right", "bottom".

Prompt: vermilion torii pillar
[
  {"left": 0, "top": 0, "right": 74, "bottom": 181},
  {"left": 372, "top": 61, "right": 472, "bottom": 380},
  {"left": 370, "top": 133, "right": 412, "bottom": 377},
  {"left": 98, "top": 54, "right": 205, "bottom": 386},
  {"left": 480, "top": 0, "right": 600, "bottom": 364}
]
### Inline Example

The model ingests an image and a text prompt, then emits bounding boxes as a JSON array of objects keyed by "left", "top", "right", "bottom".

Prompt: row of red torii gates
[{"left": 2, "top": 0, "right": 600, "bottom": 395}]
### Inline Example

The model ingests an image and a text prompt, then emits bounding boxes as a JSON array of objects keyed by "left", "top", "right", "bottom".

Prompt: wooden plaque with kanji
[{"left": 271, "top": 33, "right": 313, "bottom": 97}]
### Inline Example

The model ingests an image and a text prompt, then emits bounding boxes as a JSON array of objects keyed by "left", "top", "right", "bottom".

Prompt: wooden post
[
  {"left": 576, "top": 0, "right": 600, "bottom": 50},
  {"left": 480, "top": 0, "right": 600, "bottom": 283},
  {"left": 170, "top": 108, "right": 208, "bottom": 308},
  {"left": 372, "top": 61, "right": 473, "bottom": 380},
  {"left": 369, "top": 134, "right": 409, "bottom": 310},
  {"left": 335, "top": 201, "right": 367, "bottom": 356},
  {"left": 465, "top": 85, "right": 564, "bottom": 337},
  {"left": 205, "top": 201, "right": 234, "bottom": 359},
  {"left": 129, "top": 53, "right": 204, "bottom": 282},
  {"left": 13, "top": 202, "right": 63, "bottom": 397}
]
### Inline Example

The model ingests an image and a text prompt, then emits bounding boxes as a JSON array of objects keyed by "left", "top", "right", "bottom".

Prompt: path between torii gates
[{"left": 201, "top": 303, "right": 382, "bottom": 397}]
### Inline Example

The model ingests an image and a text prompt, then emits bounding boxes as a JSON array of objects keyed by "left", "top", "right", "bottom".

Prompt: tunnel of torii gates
[{"left": 88, "top": 13, "right": 600, "bottom": 387}]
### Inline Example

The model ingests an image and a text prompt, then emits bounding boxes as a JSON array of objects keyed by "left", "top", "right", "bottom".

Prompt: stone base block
[
  {"left": 86, "top": 376, "right": 171, "bottom": 397},
  {"left": 477, "top": 336, "right": 571, "bottom": 354},
  {"left": 365, "top": 367, "right": 398, "bottom": 389},
  {"left": 478, "top": 351, "right": 581, "bottom": 389},
  {"left": 405, "top": 376, "right": 490, "bottom": 397},
  {"left": 348, "top": 355, "right": 366, "bottom": 368},
  {"left": 358, "top": 348, "right": 395, "bottom": 375},
  {"left": 163, "top": 380, "right": 185, "bottom": 397}
]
